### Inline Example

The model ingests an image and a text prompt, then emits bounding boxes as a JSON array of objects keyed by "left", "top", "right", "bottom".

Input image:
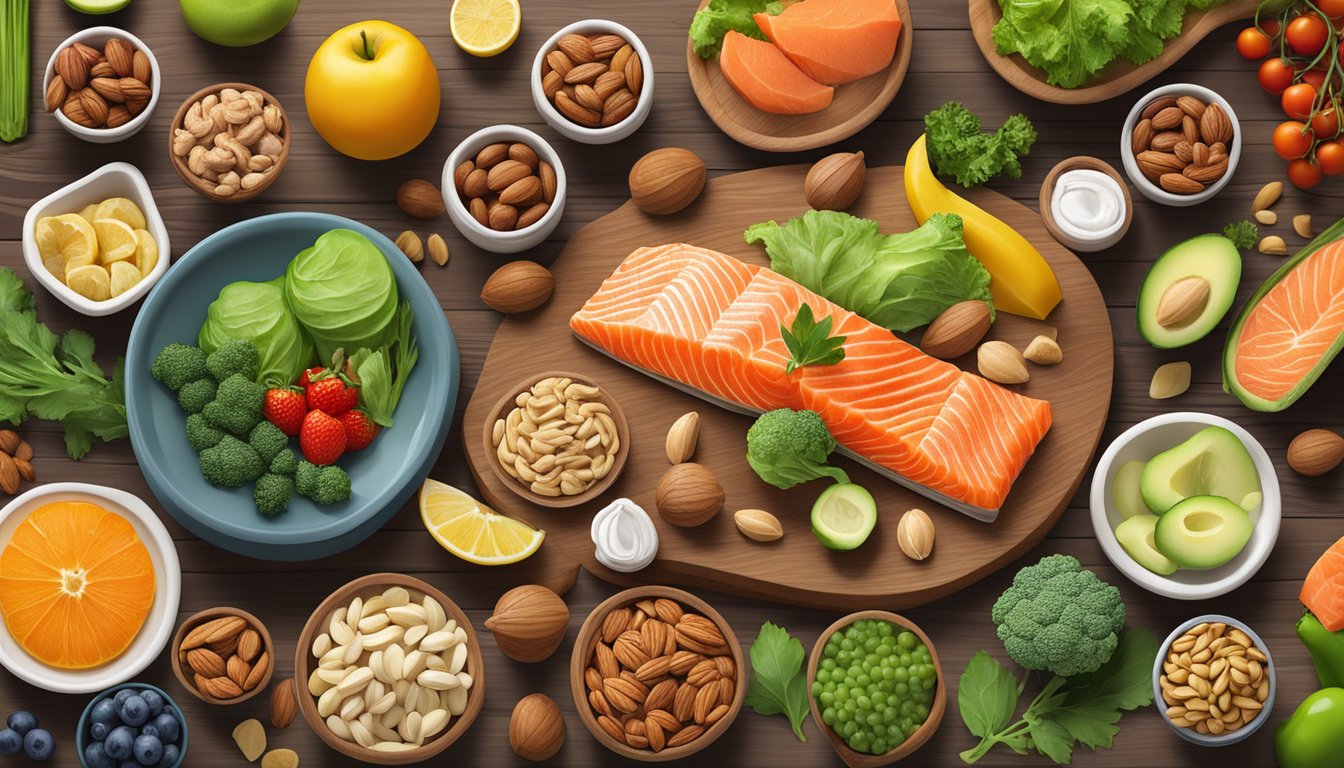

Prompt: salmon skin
[
  {"left": 570, "top": 244, "right": 1052, "bottom": 519},
  {"left": 1303, "top": 536, "right": 1344, "bottom": 631}
]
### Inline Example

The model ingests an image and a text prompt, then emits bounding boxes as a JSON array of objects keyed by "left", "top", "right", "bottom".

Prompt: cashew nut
[
  {"left": 235, "top": 115, "right": 266, "bottom": 146},
  {"left": 171, "top": 129, "right": 196, "bottom": 157},
  {"left": 187, "top": 145, "right": 208, "bottom": 175}
]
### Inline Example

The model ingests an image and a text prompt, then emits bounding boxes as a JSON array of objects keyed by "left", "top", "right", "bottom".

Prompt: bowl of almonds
[
  {"left": 42, "top": 26, "right": 160, "bottom": 143},
  {"left": 168, "top": 82, "right": 290, "bottom": 203},
  {"left": 1121, "top": 83, "right": 1240, "bottom": 207},
  {"left": 531, "top": 20, "right": 653, "bottom": 144},
  {"left": 442, "top": 124, "right": 566, "bottom": 254},
  {"left": 170, "top": 607, "right": 274, "bottom": 705},
  {"left": 1154, "top": 615, "right": 1274, "bottom": 745},
  {"left": 570, "top": 586, "right": 745, "bottom": 761}
]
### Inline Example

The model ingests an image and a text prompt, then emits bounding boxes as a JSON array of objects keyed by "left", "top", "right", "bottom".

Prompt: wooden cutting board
[{"left": 463, "top": 165, "right": 1113, "bottom": 610}]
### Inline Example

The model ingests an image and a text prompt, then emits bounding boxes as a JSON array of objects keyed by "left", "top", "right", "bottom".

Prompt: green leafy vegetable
[
  {"left": 199, "top": 278, "right": 313, "bottom": 386},
  {"left": 992, "top": 554, "right": 1125, "bottom": 678},
  {"left": 285, "top": 229, "right": 400, "bottom": 362},
  {"left": 350, "top": 300, "right": 418, "bottom": 428},
  {"left": 689, "top": 0, "right": 783, "bottom": 58},
  {"left": 0, "top": 268, "right": 126, "bottom": 458},
  {"left": 781, "top": 303, "right": 845, "bottom": 375},
  {"left": 1, "top": 0, "right": 29, "bottom": 142},
  {"left": 1223, "top": 220, "right": 1258, "bottom": 250},
  {"left": 746, "top": 210, "right": 992, "bottom": 333},
  {"left": 959, "top": 629, "right": 1158, "bottom": 764},
  {"left": 746, "top": 408, "right": 849, "bottom": 489},
  {"left": 924, "top": 102, "right": 1036, "bottom": 187},
  {"left": 744, "top": 621, "right": 809, "bottom": 741}
]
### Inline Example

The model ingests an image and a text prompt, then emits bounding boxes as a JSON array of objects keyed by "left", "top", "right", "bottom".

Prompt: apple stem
[{"left": 359, "top": 30, "right": 374, "bottom": 60}]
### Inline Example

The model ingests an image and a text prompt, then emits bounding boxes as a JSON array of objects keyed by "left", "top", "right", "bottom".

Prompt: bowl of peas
[{"left": 807, "top": 611, "right": 945, "bottom": 766}]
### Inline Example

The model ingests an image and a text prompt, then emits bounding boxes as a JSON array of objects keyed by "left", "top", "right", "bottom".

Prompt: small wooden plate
[
  {"left": 1038, "top": 156, "right": 1133, "bottom": 253},
  {"left": 686, "top": 0, "right": 914, "bottom": 152},
  {"left": 167, "top": 82, "right": 290, "bottom": 204},
  {"left": 293, "top": 573, "right": 485, "bottom": 765},
  {"left": 481, "top": 370, "right": 630, "bottom": 509},
  {"left": 807, "top": 610, "right": 945, "bottom": 767},
  {"left": 169, "top": 606, "right": 273, "bottom": 706},
  {"left": 968, "top": 0, "right": 1257, "bottom": 104},
  {"left": 569, "top": 585, "right": 746, "bottom": 761}
]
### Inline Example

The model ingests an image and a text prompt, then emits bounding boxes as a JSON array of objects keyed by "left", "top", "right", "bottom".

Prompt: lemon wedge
[
  {"left": 93, "top": 218, "right": 138, "bottom": 264},
  {"left": 134, "top": 229, "right": 159, "bottom": 275},
  {"left": 94, "top": 197, "right": 147, "bottom": 230},
  {"left": 65, "top": 264, "right": 111, "bottom": 301},
  {"left": 76, "top": 204, "right": 99, "bottom": 224},
  {"left": 109, "top": 261, "right": 142, "bottom": 297},
  {"left": 35, "top": 214, "right": 99, "bottom": 274},
  {"left": 450, "top": 0, "right": 521, "bottom": 57},
  {"left": 419, "top": 479, "right": 544, "bottom": 565}
]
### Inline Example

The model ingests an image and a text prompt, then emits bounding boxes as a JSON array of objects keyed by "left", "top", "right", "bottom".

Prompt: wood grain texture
[
  {"left": 968, "top": 0, "right": 1258, "bottom": 104},
  {"left": 463, "top": 164, "right": 1114, "bottom": 610},
  {"left": 686, "top": 0, "right": 914, "bottom": 151},
  {"left": 0, "top": 0, "right": 1337, "bottom": 764}
]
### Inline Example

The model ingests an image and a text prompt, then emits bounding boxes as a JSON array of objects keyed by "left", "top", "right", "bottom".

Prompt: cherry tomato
[
  {"left": 1261, "top": 18, "right": 1281, "bottom": 36},
  {"left": 1274, "top": 120, "right": 1315, "bottom": 159},
  {"left": 1288, "top": 13, "right": 1330, "bottom": 56},
  {"left": 1260, "top": 58, "right": 1296, "bottom": 95},
  {"left": 1289, "top": 157, "right": 1325, "bottom": 188},
  {"left": 1237, "top": 26, "right": 1272, "bottom": 59},
  {"left": 1319, "top": 0, "right": 1344, "bottom": 18},
  {"left": 1302, "top": 68, "right": 1329, "bottom": 92},
  {"left": 1316, "top": 141, "right": 1344, "bottom": 174},
  {"left": 1314, "top": 104, "right": 1341, "bottom": 138},
  {"left": 1283, "top": 83, "right": 1319, "bottom": 119}
]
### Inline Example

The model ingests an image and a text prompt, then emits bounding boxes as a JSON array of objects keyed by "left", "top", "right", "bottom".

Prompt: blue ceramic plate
[{"left": 125, "top": 213, "right": 458, "bottom": 560}]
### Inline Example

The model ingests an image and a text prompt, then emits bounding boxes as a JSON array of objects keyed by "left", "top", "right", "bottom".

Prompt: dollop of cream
[
  {"left": 1050, "top": 169, "right": 1126, "bottom": 244},
  {"left": 591, "top": 498, "right": 658, "bottom": 573}
]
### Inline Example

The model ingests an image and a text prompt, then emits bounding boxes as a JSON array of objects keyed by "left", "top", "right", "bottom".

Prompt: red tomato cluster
[{"left": 1240, "top": 2, "right": 1344, "bottom": 188}]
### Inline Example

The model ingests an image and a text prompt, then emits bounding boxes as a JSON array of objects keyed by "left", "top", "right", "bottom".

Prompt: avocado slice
[
  {"left": 1112, "top": 460, "right": 1149, "bottom": 520},
  {"left": 1141, "top": 426, "right": 1261, "bottom": 514},
  {"left": 811, "top": 483, "right": 877, "bottom": 550},
  {"left": 1115, "top": 514, "right": 1180, "bottom": 575},
  {"left": 1154, "top": 495, "right": 1253, "bottom": 569},
  {"left": 1138, "top": 234, "right": 1241, "bottom": 349}
]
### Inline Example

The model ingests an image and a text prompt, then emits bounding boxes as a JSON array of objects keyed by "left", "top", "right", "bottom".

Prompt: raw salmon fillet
[
  {"left": 570, "top": 245, "right": 1053, "bottom": 512},
  {"left": 1302, "top": 536, "right": 1344, "bottom": 631},
  {"left": 755, "top": 0, "right": 902, "bottom": 85},
  {"left": 719, "top": 31, "right": 834, "bottom": 115}
]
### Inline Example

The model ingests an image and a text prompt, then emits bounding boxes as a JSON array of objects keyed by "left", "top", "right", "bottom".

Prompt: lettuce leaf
[
  {"left": 689, "top": 0, "right": 783, "bottom": 58},
  {"left": 745, "top": 211, "right": 993, "bottom": 332}
]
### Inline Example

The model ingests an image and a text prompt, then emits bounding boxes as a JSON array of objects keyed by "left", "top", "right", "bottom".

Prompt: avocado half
[
  {"left": 1137, "top": 234, "right": 1241, "bottom": 349},
  {"left": 1140, "top": 426, "right": 1261, "bottom": 515},
  {"left": 1154, "top": 496, "right": 1253, "bottom": 570}
]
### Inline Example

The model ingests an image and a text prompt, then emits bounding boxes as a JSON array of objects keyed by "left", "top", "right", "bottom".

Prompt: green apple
[
  {"left": 179, "top": 0, "right": 299, "bottom": 47},
  {"left": 64, "top": 0, "right": 133, "bottom": 14}
]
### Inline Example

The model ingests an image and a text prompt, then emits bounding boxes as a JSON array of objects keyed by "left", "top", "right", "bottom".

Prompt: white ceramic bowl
[
  {"left": 530, "top": 19, "right": 653, "bottom": 144},
  {"left": 42, "top": 26, "right": 161, "bottom": 143},
  {"left": 1090, "top": 413, "right": 1280, "bottom": 600},
  {"left": 0, "top": 483, "right": 181, "bottom": 694},
  {"left": 1120, "top": 83, "right": 1240, "bottom": 207},
  {"left": 1152, "top": 614, "right": 1275, "bottom": 746},
  {"left": 22, "top": 162, "right": 171, "bottom": 316},
  {"left": 442, "top": 124, "right": 567, "bottom": 254}
]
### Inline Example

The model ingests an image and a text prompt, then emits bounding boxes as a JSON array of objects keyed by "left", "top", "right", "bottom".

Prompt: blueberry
[
  {"left": 138, "top": 690, "right": 164, "bottom": 718},
  {"left": 23, "top": 728, "right": 53, "bottom": 760},
  {"left": 0, "top": 729, "right": 19, "bottom": 755},
  {"left": 91, "top": 699, "right": 119, "bottom": 727},
  {"left": 104, "top": 726, "right": 135, "bottom": 760},
  {"left": 132, "top": 734, "right": 162, "bottom": 766},
  {"left": 118, "top": 695, "right": 149, "bottom": 727},
  {"left": 148, "top": 714, "right": 178, "bottom": 745},
  {"left": 91, "top": 722, "right": 110, "bottom": 741},
  {"left": 84, "top": 741, "right": 113, "bottom": 768},
  {"left": 121, "top": 761, "right": 140, "bottom": 768},
  {"left": 139, "top": 724, "right": 158, "bottom": 739},
  {"left": 6, "top": 711, "right": 37, "bottom": 735},
  {"left": 156, "top": 744, "right": 179, "bottom": 768},
  {"left": 113, "top": 690, "right": 136, "bottom": 709}
]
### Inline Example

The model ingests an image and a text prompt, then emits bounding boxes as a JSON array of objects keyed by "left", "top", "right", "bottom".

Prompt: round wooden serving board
[
  {"left": 686, "top": 0, "right": 914, "bottom": 152},
  {"left": 968, "top": 0, "right": 1257, "bottom": 105},
  {"left": 463, "top": 164, "right": 1114, "bottom": 610}
]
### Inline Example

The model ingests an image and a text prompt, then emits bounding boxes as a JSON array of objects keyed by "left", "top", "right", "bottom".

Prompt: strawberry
[
  {"left": 296, "top": 365, "right": 326, "bottom": 390},
  {"left": 306, "top": 374, "right": 359, "bottom": 416},
  {"left": 299, "top": 410, "right": 347, "bottom": 465},
  {"left": 338, "top": 409, "right": 380, "bottom": 451},
  {"left": 264, "top": 387, "right": 307, "bottom": 436}
]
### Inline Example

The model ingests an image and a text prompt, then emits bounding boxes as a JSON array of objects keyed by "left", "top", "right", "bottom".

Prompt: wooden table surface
[{"left": 1, "top": 1, "right": 1339, "bottom": 765}]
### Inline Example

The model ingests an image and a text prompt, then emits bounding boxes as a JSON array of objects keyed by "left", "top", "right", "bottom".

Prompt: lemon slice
[
  {"left": 35, "top": 214, "right": 99, "bottom": 274},
  {"left": 109, "top": 261, "right": 141, "bottom": 297},
  {"left": 419, "top": 479, "right": 544, "bottom": 564},
  {"left": 134, "top": 229, "right": 159, "bottom": 275},
  {"left": 450, "top": 0, "right": 521, "bottom": 57},
  {"left": 76, "top": 204, "right": 99, "bottom": 224},
  {"left": 94, "top": 197, "right": 147, "bottom": 230},
  {"left": 93, "top": 218, "right": 137, "bottom": 264},
  {"left": 65, "top": 264, "right": 111, "bottom": 301}
]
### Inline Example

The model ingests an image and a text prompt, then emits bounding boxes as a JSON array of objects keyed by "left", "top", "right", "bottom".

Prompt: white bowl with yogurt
[{"left": 1039, "top": 156, "right": 1132, "bottom": 252}]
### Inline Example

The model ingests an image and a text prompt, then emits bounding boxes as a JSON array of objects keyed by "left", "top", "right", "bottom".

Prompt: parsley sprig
[{"left": 781, "top": 303, "right": 846, "bottom": 375}]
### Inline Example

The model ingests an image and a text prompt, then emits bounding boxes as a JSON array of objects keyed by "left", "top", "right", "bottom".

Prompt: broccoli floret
[
  {"left": 991, "top": 554, "right": 1125, "bottom": 677},
  {"left": 185, "top": 412, "right": 224, "bottom": 452},
  {"left": 249, "top": 421, "right": 288, "bottom": 464},
  {"left": 198, "top": 435, "right": 264, "bottom": 488},
  {"left": 295, "top": 460, "right": 321, "bottom": 497},
  {"left": 152, "top": 343, "right": 208, "bottom": 391},
  {"left": 176, "top": 378, "right": 217, "bottom": 414},
  {"left": 270, "top": 448, "right": 298, "bottom": 476},
  {"left": 296, "top": 462, "right": 350, "bottom": 506},
  {"left": 202, "top": 374, "right": 266, "bottom": 436},
  {"left": 206, "top": 339, "right": 260, "bottom": 383},
  {"left": 745, "top": 408, "right": 849, "bottom": 489},
  {"left": 253, "top": 473, "right": 293, "bottom": 517}
]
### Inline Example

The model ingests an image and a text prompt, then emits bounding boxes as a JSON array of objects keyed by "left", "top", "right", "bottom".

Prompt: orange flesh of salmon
[
  {"left": 570, "top": 245, "right": 1053, "bottom": 511},
  {"left": 755, "top": 0, "right": 902, "bottom": 85},
  {"left": 719, "top": 31, "right": 834, "bottom": 115},
  {"left": 1234, "top": 240, "right": 1344, "bottom": 402},
  {"left": 1302, "top": 536, "right": 1344, "bottom": 631}
]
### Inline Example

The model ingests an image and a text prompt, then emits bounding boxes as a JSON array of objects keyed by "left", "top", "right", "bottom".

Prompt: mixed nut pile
[
  {"left": 1159, "top": 620, "right": 1270, "bottom": 736},
  {"left": 1131, "top": 94, "right": 1235, "bottom": 195},
  {"left": 541, "top": 32, "right": 643, "bottom": 128},
  {"left": 451, "top": 142, "right": 555, "bottom": 232},
  {"left": 47, "top": 37, "right": 151, "bottom": 129},
  {"left": 170, "top": 86, "right": 286, "bottom": 198},
  {"left": 178, "top": 614, "right": 270, "bottom": 701},
  {"left": 492, "top": 376, "right": 620, "bottom": 498}
]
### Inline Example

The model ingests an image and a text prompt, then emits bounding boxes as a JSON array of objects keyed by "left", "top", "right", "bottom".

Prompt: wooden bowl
[
  {"left": 807, "top": 611, "right": 945, "bottom": 767},
  {"left": 570, "top": 586, "right": 746, "bottom": 761},
  {"left": 481, "top": 370, "right": 631, "bottom": 509},
  {"left": 167, "top": 82, "right": 290, "bottom": 204},
  {"left": 293, "top": 573, "right": 484, "bottom": 765},
  {"left": 169, "top": 606, "right": 273, "bottom": 705},
  {"left": 1038, "top": 156, "right": 1133, "bottom": 253}
]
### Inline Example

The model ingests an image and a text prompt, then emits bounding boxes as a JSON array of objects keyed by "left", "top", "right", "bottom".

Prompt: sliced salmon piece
[
  {"left": 1302, "top": 536, "right": 1344, "bottom": 631},
  {"left": 755, "top": 0, "right": 902, "bottom": 85},
  {"left": 719, "top": 31, "right": 834, "bottom": 115}
]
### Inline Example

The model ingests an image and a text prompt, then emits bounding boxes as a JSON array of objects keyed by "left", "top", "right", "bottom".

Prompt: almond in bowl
[
  {"left": 1121, "top": 84, "right": 1240, "bottom": 207},
  {"left": 170, "top": 607, "right": 274, "bottom": 705},
  {"left": 531, "top": 20, "right": 653, "bottom": 144},
  {"left": 42, "top": 26, "right": 160, "bottom": 143}
]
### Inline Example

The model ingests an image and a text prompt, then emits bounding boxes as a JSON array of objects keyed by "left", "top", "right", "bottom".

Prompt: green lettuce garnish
[{"left": 689, "top": 0, "right": 783, "bottom": 58}]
